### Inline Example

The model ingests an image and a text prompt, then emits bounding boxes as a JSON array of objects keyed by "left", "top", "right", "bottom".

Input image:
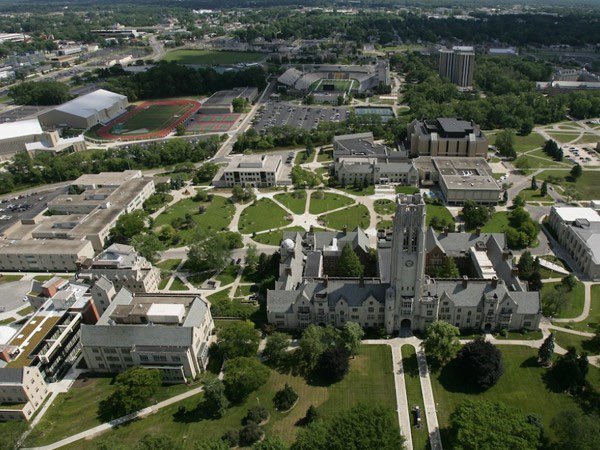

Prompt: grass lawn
[
  {"left": 556, "top": 285, "right": 600, "bottom": 333},
  {"left": 542, "top": 281, "right": 585, "bottom": 319},
  {"left": 426, "top": 204, "right": 455, "bottom": 228},
  {"left": 16, "top": 306, "right": 33, "bottom": 316},
  {"left": 395, "top": 186, "right": 420, "bottom": 195},
  {"left": 274, "top": 191, "right": 306, "bottom": 214},
  {"left": 377, "top": 219, "right": 393, "bottom": 230},
  {"left": 574, "top": 134, "right": 599, "bottom": 145},
  {"left": 158, "top": 276, "right": 170, "bottom": 290},
  {"left": 489, "top": 132, "right": 545, "bottom": 153},
  {"left": 336, "top": 185, "right": 375, "bottom": 196},
  {"left": 63, "top": 345, "right": 397, "bottom": 449},
  {"left": 163, "top": 49, "right": 264, "bottom": 65},
  {"left": 154, "top": 195, "right": 235, "bottom": 245},
  {"left": 215, "top": 265, "right": 239, "bottom": 286},
  {"left": 0, "top": 317, "right": 15, "bottom": 325},
  {"left": 169, "top": 277, "right": 189, "bottom": 291},
  {"left": 0, "top": 274, "right": 24, "bottom": 284},
  {"left": 252, "top": 226, "right": 306, "bottom": 246},
  {"left": 401, "top": 346, "right": 428, "bottom": 450},
  {"left": 317, "top": 149, "right": 333, "bottom": 162},
  {"left": 430, "top": 345, "right": 600, "bottom": 445},
  {"left": 235, "top": 284, "right": 254, "bottom": 297},
  {"left": 494, "top": 330, "right": 543, "bottom": 340},
  {"left": 319, "top": 204, "right": 370, "bottom": 231},
  {"left": 238, "top": 199, "right": 292, "bottom": 234},
  {"left": 518, "top": 187, "right": 552, "bottom": 203},
  {"left": 156, "top": 259, "right": 181, "bottom": 271},
  {"left": 537, "top": 170, "right": 600, "bottom": 200},
  {"left": 110, "top": 103, "right": 191, "bottom": 135},
  {"left": 481, "top": 211, "right": 510, "bottom": 233},
  {"left": 374, "top": 199, "right": 395, "bottom": 215},
  {"left": 187, "top": 271, "right": 215, "bottom": 288},
  {"left": 547, "top": 132, "right": 581, "bottom": 144},
  {"left": 309, "top": 192, "right": 354, "bottom": 214},
  {"left": 24, "top": 375, "right": 197, "bottom": 447},
  {"left": 553, "top": 331, "right": 598, "bottom": 354}
]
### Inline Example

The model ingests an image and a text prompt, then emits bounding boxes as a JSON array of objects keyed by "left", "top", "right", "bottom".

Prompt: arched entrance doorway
[{"left": 484, "top": 323, "right": 493, "bottom": 333}]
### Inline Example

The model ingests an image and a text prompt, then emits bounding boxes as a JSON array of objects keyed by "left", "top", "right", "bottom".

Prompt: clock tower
[{"left": 385, "top": 194, "right": 426, "bottom": 333}]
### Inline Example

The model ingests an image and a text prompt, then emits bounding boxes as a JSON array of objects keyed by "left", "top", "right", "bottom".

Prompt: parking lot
[
  {"left": 563, "top": 145, "right": 600, "bottom": 167},
  {"left": 0, "top": 186, "right": 68, "bottom": 234},
  {"left": 252, "top": 101, "right": 350, "bottom": 133},
  {"left": 0, "top": 105, "right": 51, "bottom": 122}
]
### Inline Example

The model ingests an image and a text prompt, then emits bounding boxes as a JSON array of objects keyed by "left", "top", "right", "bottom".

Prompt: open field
[
  {"left": 238, "top": 198, "right": 292, "bottom": 234},
  {"left": 480, "top": 211, "right": 510, "bottom": 233},
  {"left": 60, "top": 346, "right": 396, "bottom": 449},
  {"left": 537, "top": 170, "right": 600, "bottom": 200},
  {"left": 319, "top": 204, "right": 370, "bottom": 230},
  {"left": 309, "top": 78, "right": 357, "bottom": 93},
  {"left": 426, "top": 204, "right": 455, "bottom": 228},
  {"left": 553, "top": 331, "right": 598, "bottom": 354},
  {"left": 274, "top": 191, "right": 307, "bottom": 214},
  {"left": 556, "top": 285, "right": 600, "bottom": 333},
  {"left": 542, "top": 280, "right": 585, "bottom": 319},
  {"left": 163, "top": 49, "right": 265, "bottom": 65},
  {"left": 488, "top": 131, "right": 546, "bottom": 153},
  {"left": 430, "top": 345, "right": 600, "bottom": 445},
  {"left": 154, "top": 195, "right": 235, "bottom": 245},
  {"left": 518, "top": 187, "right": 552, "bottom": 202},
  {"left": 309, "top": 192, "right": 354, "bottom": 214}
]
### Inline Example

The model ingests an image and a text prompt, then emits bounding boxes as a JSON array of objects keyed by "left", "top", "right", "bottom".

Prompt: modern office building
[
  {"left": 267, "top": 194, "right": 541, "bottom": 332},
  {"left": 332, "top": 132, "right": 418, "bottom": 185},
  {"left": 414, "top": 157, "right": 501, "bottom": 205},
  {"left": 547, "top": 207, "right": 600, "bottom": 280},
  {"left": 38, "top": 89, "right": 128, "bottom": 129},
  {"left": 439, "top": 46, "right": 475, "bottom": 88},
  {"left": 0, "top": 239, "right": 95, "bottom": 272},
  {"left": 212, "top": 154, "right": 292, "bottom": 188},
  {"left": 81, "top": 291, "right": 215, "bottom": 383},
  {"left": 407, "top": 118, "right": 488, "bottom": 158}
]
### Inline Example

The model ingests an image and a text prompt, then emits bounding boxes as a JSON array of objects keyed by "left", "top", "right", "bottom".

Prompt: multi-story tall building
[
  {"left": 0, "top": 367, "right": 49, "bottom": 421},
  {"left": 438, "top": 46, "right": 475, "bottom": 88},
  {"left": 267, "top": 194, "right": 541, "bottom": 333},
  {"left": 212, "top": 154, "right": 292, "bottom": 188},
  {"left": 407, "top": 118, "right": 488, "bottom": 158},
  {"left": 81, "top": 291, "right": 215, "bottom": 384}
]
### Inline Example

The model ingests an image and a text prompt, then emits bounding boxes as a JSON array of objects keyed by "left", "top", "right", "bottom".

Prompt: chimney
[
  {"left": 309, "top": 225, "right": 314, "bottom": 233},
  {"left": 502, "top": 250, "right": 511, "bottom": 261},
  {"left": 442, "top": 227, "right": 449, "bottom": 236},
  {"left": 462, "top": 275, "right": 468, "bottom": 288},
  {"left": 323, "top": 275, "right": 328, "bottom": 287},
  {"left": 491, "top": 276, "right": 498, "bottom": 288},
  {"left": 359, "top": 275, "right": 365, "bottom": 287},
  {"left": 285, "top": 267, "right": 292, "bottom": 276},
  {"left": 343, "top": 225, "right": 348, "bottom": 234},
  {"left": 475, "top": 227, "right": 481, "bottom": 236}
]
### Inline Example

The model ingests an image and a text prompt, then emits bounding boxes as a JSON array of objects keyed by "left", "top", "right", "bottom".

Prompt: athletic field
[
  {"left": 97, "top": 99, "right": 201, "bottom": 141},
  {"left": 163, "top": 49, "right": 265, "bottom": 65},
  {"left": 309, "top": 78, "right": 357, "bottom": 93}
]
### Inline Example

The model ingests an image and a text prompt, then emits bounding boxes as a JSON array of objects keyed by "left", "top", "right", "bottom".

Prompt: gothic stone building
[{"left": 267, "top": 194, "right": 541, "bottom": 333}]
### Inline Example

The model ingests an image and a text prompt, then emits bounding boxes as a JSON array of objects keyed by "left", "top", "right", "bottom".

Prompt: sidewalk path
[
  {"left": 415, "top": 346, "right": 443, "bottom": 450},
  {"left": 554, "top": 282, "right": 595, "bottom": 323},
  {"left": 25, "top": 385, "right": 205, "bottom": 450}
]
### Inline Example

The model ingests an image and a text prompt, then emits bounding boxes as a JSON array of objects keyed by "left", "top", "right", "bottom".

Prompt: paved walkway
[
  {"left": 554, "top": 281, "right": 595, "bottom": 323},
  {"left": 25, "top": 385, "right": 205, "bottom": 450}
]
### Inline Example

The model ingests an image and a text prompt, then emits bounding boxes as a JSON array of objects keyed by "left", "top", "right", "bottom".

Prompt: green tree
[
  {"left": 495, "top": 129, "right": 517, "bottom": 159},
  {"left": 517, "top": 251, "right": 535, "bottom": 280},
  {"left": 561, "top": 274, "right": 577, "bottom": 291},
  {"left": 223, "top": 357, "right": 269, "bottom": 403},
  {"left": 292, "top": 404, "right": 405, "bottom": 450},
  {"left": 449, "top": 400, "right": 541, "bottom": 450},
  {"left": 299, "top": 325, "right": 341, "bottom": 372},
  {"left": 194, "top": 439, "right": 229, "bottom": 450},
  {"left": 338, "top": 245, "right": 364, "bottom": 277},
  {"left": 431, "top": 256, "right": 460, "bottom": 278},
  {"left": 540, "top": 180, "right": 548, "bottom": 197},
  {"left": 245, "top": 243, "right": 259, "bottom": 272},
  {"left": 110, "top": 210, "right": 147, "bottom": 244},
  {"left": 570, "top": 164, "right": 583, "bottom": 180},
  {"left": 263, "top": 332, "right": 290, "bottom": 366},
  {"left": 273, "top": 383, "right": 299, "bottom": 411},
  {"left": 194, "top": 163, "right": 219, "bottom": 184},
  {"left": 551, "top": 410, "right": 600, "bottom": 450},
  {"left": 175, "top": 124, "right": 186, "bottom": 136},
  {"left": 187, "top": 228, "right": 231, "bottom": 272},
  {"left": 461, "top": 200, "right": 491, "bottom": 229},
  {"left": 131, "top": 233, "right": 163, "bottom": 263},
  {"left": 512, "top": 195, "right": 525, "bottom": 208},
  {"left": 217, "top": 321, "right": 260, "bottom": 358},
  {"left": 531, "top": 176, "right": 538, "bottom": 190},
  {"left": 8, "top": 80, "right": 71, "bottom": 105},
  {"left": 543, "top": 287, "right": 568, "bottom": 316},
  {"left": 252, "top": 437, "right": 287, "bottom": 450},
  {"left": 203, "top": 378, "right": 229, "bottom": 418},
  {"left": 232, "top": 97, "right": 247, "bottom": 113},
  {"left": 315, "top": 346, "right": 350, "bottom": 383},
  {"left": 422, "top": 321, "right": 461, "bottom": 365},
  {"left": 101, "top": 367, "right": 162, "bottom": 417},
  {"left": 239, "top": 422, "right": 264, "bottom": 446},
  {"left": 304, "top": 405, "right": 318, "bottom": 425},
  {"left": 538, "top": 332, "right": 554, "bottom": 366},
  {"left": 550, "top": 347, "right": 589, "bottom": 392},
  {"left": 340, "top": 321, "right": 364, "bottom": 357},
  {"left": 455, "top": 339, "right": 503, "bottom": 390}
]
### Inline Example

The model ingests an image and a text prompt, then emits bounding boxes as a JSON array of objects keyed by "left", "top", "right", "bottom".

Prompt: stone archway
[
  {"left": 484, "top": 323, "right": 493, "bottom": 332},
  {"left": 400, "top": 319, "right": 412, "bottom": 330}
]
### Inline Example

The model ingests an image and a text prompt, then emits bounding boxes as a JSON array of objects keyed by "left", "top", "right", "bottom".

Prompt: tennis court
[{"left": 186, "top": 113, "right": 240, "bottom": 133}]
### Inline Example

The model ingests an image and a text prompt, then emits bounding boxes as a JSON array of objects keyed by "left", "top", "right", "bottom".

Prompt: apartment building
[
  {"left": 407, "top": 118, "right": 488, "bottom": 158},
  {"left": 332, "top": 132, "right": 418, "bottom": 185},
  {"left": 77, "top": 243, "right": 161, "bottom": 294},
  {"left": 0, "top": 367, "right": 49, "bottom": 421},
  {"left": 212, "top": 154, "right": 292, "bottom": 188},
  {"left": 81, "top": 291, "right": 215, "bottom": 384},
  {"left": 548, "top": 207, "right": 600, "bottom": 280},
  {"left": 0, "top": 239, "right": 95, "bottom": 272},
  {"left": 439, "top": 46, "right": 475, "bottom": 88}
]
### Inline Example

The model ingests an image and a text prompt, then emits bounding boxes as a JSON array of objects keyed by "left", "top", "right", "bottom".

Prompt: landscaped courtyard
[
  {"left": 319, "top": 204, "right": 370, "bottom": 230},
  {"left": 238, "top": 198, "right": 292, "bottom": 234}
]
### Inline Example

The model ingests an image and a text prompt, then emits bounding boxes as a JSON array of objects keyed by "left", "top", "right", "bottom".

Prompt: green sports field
[
  {"left": 109, "top": 104, "right": 190, "bottom": 135},
  {"left": 163, "top": 49, "right": 265, "bottom": 65},
  {"left": 309, "top": 78, "right": 358, "bottom": 93}
]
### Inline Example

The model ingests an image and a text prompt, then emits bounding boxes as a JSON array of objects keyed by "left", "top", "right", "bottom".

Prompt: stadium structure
[{"left": 277, "top": 61, "right": 390, "bottom": 103}]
